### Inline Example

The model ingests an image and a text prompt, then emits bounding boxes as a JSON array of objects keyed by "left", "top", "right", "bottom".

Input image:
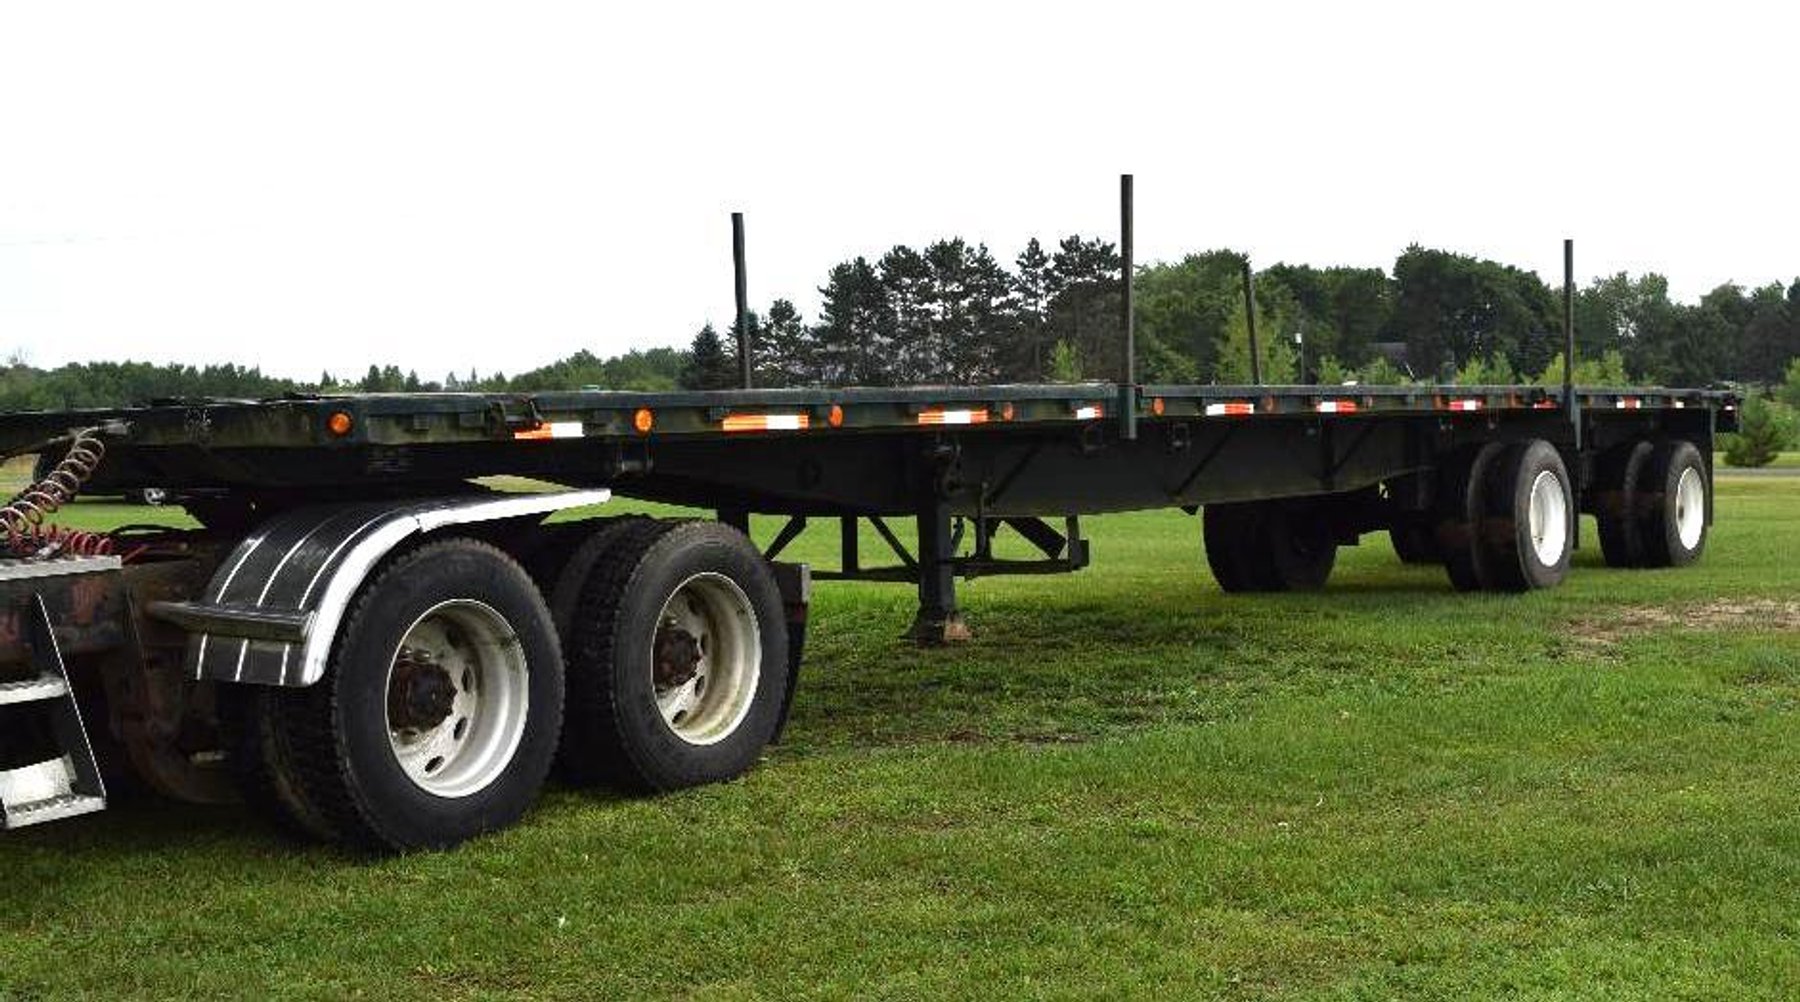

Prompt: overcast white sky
[{"left": 1, "top": 2, "right": 1794, "bottom": 381}]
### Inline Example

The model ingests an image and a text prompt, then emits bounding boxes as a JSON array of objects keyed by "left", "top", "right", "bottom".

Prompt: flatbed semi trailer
[{"left": 0, "top": 381, "right": 1735, "bottom": 849}]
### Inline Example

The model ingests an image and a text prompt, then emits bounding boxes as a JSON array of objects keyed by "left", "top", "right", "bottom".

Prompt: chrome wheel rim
[
  {"left": 1527, "top": 469, "right": 1569, "bottom": 567},
  {"left": 652, "top": 573, "right": 761, "bottom": 746},
  {"left": 1675, "top": 465, "right": 1705, "bottom": 550},
  {"left": 384, "top": 599, "right": 530, "bottom": 798}
]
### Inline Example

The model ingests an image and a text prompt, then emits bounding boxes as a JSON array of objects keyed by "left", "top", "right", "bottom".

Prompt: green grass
[
  {"left": 1717, "top": 451, "right": 1800, "bottom": 471},
  {"left": 4, "top": 481, "right": 1800, "bottom": 999}
]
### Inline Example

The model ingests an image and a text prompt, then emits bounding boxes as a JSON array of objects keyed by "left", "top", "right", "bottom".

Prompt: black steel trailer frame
[{"left": 0, "top": 379, "right": 1735, "bottom": 630}]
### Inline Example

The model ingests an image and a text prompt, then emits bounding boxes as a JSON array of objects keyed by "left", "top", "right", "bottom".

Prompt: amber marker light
[
  {"left": 999, "top": 401, "right": 1015, "bottom": 422},
  {"left": 633, "top": 408, "right": 655, "bottom": 434},
  {"left": 827, "top": 404, "right": 844, "bottom": 428},
  {"left": 326, "top": 411, "right": 354, "bottom": 437},
  {"left": 1151, "top": 397, "right": 1166, "bottom": 416}
]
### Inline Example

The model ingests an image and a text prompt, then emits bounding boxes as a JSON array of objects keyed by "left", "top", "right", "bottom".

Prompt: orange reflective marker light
[
  {"left": 999, "top": 401, "right": 1015, "bottom": 422},
  {"left": 633, "top": 408, "right": 655, "bottom": 434},
  {"left": 1151, "top": 397, "right": 1166, "bottom": 416},
  {"left": 827, "top": 404, "right": 844, "bottom": 428},
  {"left": 326, "top": 411, "right": 354, "bottom": 437}
]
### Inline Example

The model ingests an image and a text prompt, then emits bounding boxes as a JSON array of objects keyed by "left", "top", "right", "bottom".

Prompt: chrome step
[
  {"left": 0, "top": 593, "right": 106, "bottom": 831},
  {"left": 0, "top": 675, "right": 70, "bottom": 706},
  {"left": 5, "top": 793, "right": 105, "bottom": 828}
]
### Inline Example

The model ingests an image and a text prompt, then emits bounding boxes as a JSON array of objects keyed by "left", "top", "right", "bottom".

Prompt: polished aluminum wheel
[
  {"left": 651, "top": 572, "right": 761, "bottom": 746},
  {"left": 384, "top": 599, "right": 530, "bottom": 798}
]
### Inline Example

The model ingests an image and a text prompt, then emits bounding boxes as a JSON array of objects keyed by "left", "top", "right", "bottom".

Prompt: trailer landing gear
[{"left": 910, "top": 500, "right": 971, "bottom": 645}]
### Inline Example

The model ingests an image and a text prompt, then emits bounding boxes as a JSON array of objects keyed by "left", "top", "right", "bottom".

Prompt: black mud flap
[{"left": 769, "top": 561, "right": 810, "bottom": 743}]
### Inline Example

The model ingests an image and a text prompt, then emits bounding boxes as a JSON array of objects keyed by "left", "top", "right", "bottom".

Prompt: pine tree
[
  {"left": 756, "top": 299, "right": 813, "bottom": 387},
  {"left": 1214, "top": 298, "right": 1296, "bottom": 384},
  {"left": 679, "top": 323, "right": 737, "bottom": 390},
  {"left": 880, "top": 245, "right": 934, "bottom": 382},
  {"left": 956, "top": 243, "right": 1016, "bottom": 384},
  {"left": 1009, "top": 238, "right": 1053, "bottom": 380},
  {"left": 1048, "top": 236, "right": 1122, "bottom": 379},
  {"left": 812, "top": 257, "right": 891, "bottom": 385}
]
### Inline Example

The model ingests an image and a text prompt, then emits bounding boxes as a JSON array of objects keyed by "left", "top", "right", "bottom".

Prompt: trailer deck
[{"left": 0, "top": 381, "right": 1734, "bottom": 503}]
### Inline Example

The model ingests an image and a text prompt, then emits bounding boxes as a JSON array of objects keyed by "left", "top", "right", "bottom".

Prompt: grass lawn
[
  {"left": 3, "top": 479, "right": 1799, "bottom": 999},
  {"left": 1717, "top": 451, "right": 1800, "bottom": 471}
]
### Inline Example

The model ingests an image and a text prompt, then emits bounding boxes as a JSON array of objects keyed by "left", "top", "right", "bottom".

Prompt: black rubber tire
[
  {"left": 1388, "top": 516, "right": 1442, "bottom": 565},
  {"left": 219, "top": 685, "right": 340, "bottom": 843},
  {"left": 1479, "top": 440, "right": 1574, "bottom": 592},
  {"left": 1258, "top": 502, "right": 1337, "bottom": 590},
  {"left": 545, "top": 516, "right": 648, "bottom": 780},
  {"left": 547, "top": 517, "right": 649, "bottom": 640},
  {"left": 1595, "top": 440, "right": 1654, "bottom": 568},
  {"left": 563, "top": 520, "right": 789, "bottom": 792},
  {"left": 269, "top": 538, "right": 564, "bottom": 851},
  {"left": 1204, "top": 501, "right": 1336, "bottom": 592},
  {"left": 1203, "top": 503, "right": 1264, "bottom": 593},
  {"left": 1637, "top": 439, "right": 1708, "bottom": 568},
  {"left": 1434, "top": 442, "right": 1507, "bottom": 593}
]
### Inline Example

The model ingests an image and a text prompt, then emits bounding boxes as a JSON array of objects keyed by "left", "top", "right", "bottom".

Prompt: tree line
[
  {"left": 683, "top": 239, "right": 1800, "bottom": 392},
  {"left": 0, "top": 348, "right": 685, "bottom": 413}
]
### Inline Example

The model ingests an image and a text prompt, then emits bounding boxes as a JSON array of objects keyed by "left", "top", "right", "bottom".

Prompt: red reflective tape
[
  {"left": 1313, "top": 400, "right": 1358, "bottom": 414},
  {"left": 1204, "top": 402, "right": 1255, "bottom": 417}
]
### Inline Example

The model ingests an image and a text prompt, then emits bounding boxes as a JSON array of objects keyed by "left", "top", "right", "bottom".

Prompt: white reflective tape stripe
[
  {"left": 1673, "top": 400, "right": 1687, "bottom": 409},
  {"left": 548, "top": 421, "right": 583, "bottom": 438},
  {"left": 918, "top": 409, "right": 986, "bottom": 425},
  {"left": 722, "top": 413, "right": 811, "bottom": 432},
  {"left": 1074, "top": 405, "right": 1103, "bottom": 420}
]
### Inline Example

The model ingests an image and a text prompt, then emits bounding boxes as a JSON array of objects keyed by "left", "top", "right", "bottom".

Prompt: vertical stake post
[
  {"left": 1118, "top": 174, "right": 1137, "bottom": 440},
  {"left": 733, "top": 211, "right": 752, "bottom": 389},
  {"left": 1564, "top": 238, "right": 1578, "bottom": 451},
  {"left": 1242, "top": 259, "right": 1263, "bottom": 386}
]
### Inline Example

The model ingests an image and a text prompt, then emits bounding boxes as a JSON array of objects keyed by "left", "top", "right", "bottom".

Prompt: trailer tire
[
  {"left": 220, "top": 686, "right": 339, "bottom": 843},
  {"left": 1204, "top": 501, "right": 1336, "bottom": 592},
  {"left": 1203, "top": 503, "right": 1263, "bottom": 593},
  {"left": 1434, "top": 442, "right": 1506, "bottom": 592},
  {"left": 562, "top": 520, "right": 789, "bottom": 792},
  {"left": 1388, "top": 516, "right": 1442, "bottom": 565},
  {"left": 1480, "top": 439, "right": 1574, "bottom": 592},
  {"left": 272, "top": 538, "right": 564, "bottom": 851},
  {"left": 1595, "top": 440, "right": 1654, "bottom": 568},
  {"left": 547, "top": 517, "right": 649, "bottom": 640},
  {"left": 1637, "top": 439, "right": 1708, "bottom": 568}
]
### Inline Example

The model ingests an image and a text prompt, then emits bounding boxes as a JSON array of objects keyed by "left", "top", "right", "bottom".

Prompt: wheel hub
[
  {"left": 654, "top": 622, "right": 703, "bottom": 688},
  {"left": 387, "top": 647, "right": 457, "bottom": 732}
]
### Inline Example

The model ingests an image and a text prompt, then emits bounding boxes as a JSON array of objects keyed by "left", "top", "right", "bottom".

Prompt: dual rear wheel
[
  {"left": 1434, "top": 439, "right": 1575, "bottom": 593},
  {"left": 1595, "top": 439, "right": 1709, "bottom": 568},
  {"left": 228, "top": 521, "right": 788, "bottom": 852},
  {"left": 1204, "top": 436, "right": 1702, "bottom": 596}
]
